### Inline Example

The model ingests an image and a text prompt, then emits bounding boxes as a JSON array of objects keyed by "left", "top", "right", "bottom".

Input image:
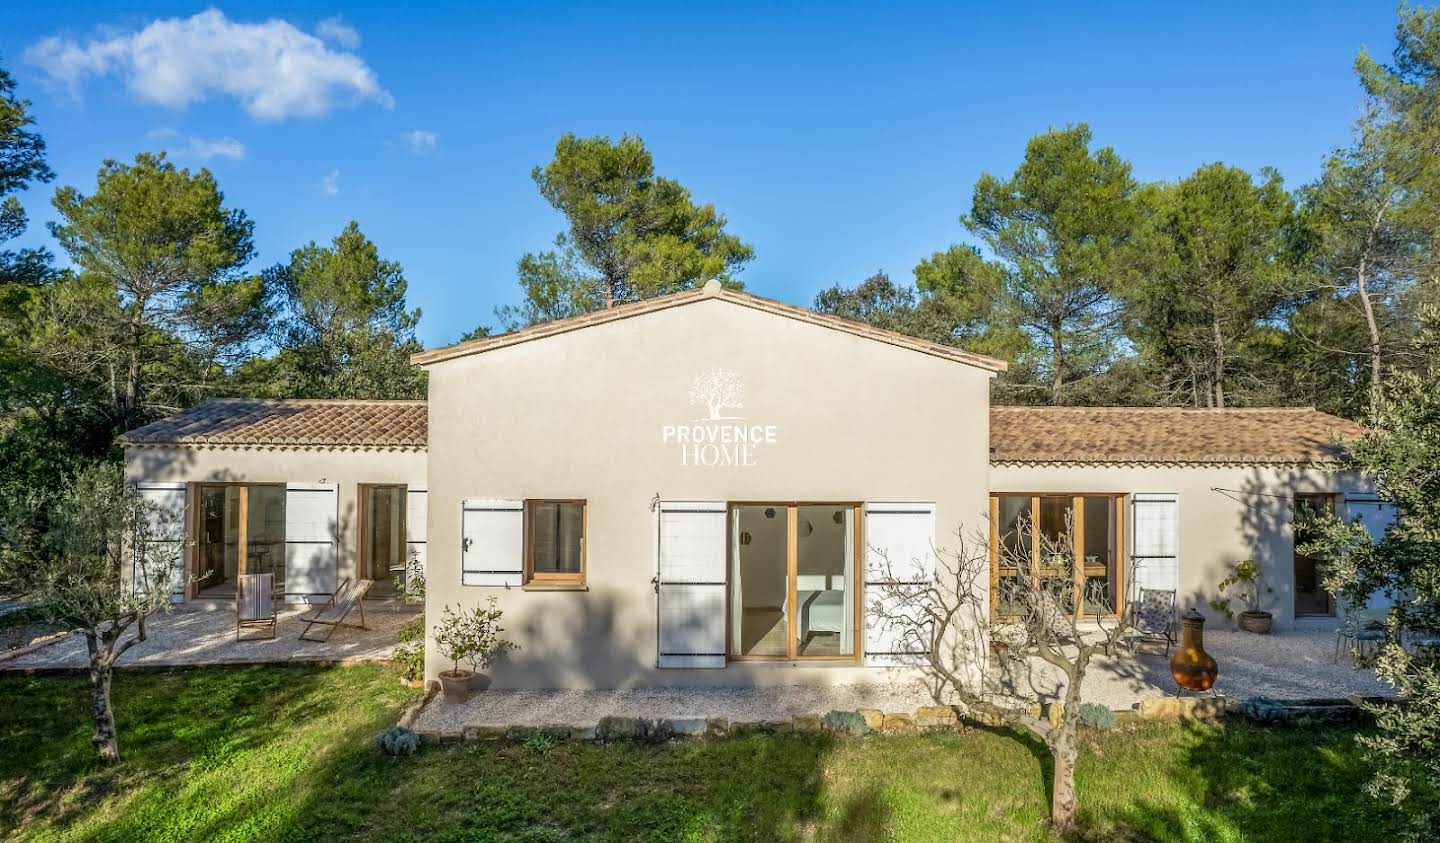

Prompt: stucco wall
[
  {"left": 987, "top": 462, "right": 1377, "bottom": 629},
  {"left": 423, "top": 297, "right": 996, "bottom": 689},
  {"left": 124, "top": 445, "right": 426, "bottom": 596}
]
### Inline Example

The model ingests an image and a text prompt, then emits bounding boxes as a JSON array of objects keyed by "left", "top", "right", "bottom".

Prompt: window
[
  {"left": 525, "top": 500, "right": 586, "bottom": 586},
  {"left": 195, "top": 483, "right": 285, "bottom": 597},
  {"left": 989, "top": 494, "right": 1124, "bottom": 619}
]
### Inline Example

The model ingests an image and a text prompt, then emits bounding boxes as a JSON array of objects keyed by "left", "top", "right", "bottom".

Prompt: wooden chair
[
  {"left": 298, "top": 578, "right": 373, "bottom": 642},
  {"left": 236, "top": 573, "right": 278, "bottom": 640}
]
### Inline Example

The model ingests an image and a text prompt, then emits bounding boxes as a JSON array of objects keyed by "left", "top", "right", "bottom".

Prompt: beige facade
[
  {"left": 988, "top": 462, "right": 1380, "bottom": 629},
  {"left": 124, "top": 444, "right": 426, "bottom": 602},
  {"left": 420, "top": 292, "right": 997, "bottom": 689}
]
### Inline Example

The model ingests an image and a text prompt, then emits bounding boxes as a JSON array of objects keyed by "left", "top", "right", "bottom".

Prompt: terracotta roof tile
[
  {"left": 121, "top": 399, "right": 427, "bottom": 449},
  {"left": 990, "top": 406, "right": 1367, "bottom": 465}
]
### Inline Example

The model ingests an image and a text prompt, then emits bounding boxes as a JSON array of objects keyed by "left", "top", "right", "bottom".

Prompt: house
[{"left": 121, "top": 280, "right": 1390, "bottom": 689}]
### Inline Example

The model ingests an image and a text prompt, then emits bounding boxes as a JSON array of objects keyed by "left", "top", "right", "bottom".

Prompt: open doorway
[
  {"left": 1294, "top": 493, "right": 1336, "bottom": 616},
  {"left": 361, "top": 485, "right": 407, "bottom": 598},
  {"left": 728, "top": 503, "right": 858, "bottom": 660}
]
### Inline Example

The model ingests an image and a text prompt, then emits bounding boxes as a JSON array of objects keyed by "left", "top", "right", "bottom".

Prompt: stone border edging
[
  {"left": 0, "top": 629, "right": 72, "bottom": 665},
  {"left": 412, "top": 693, "right": 1384, "bottom": 745}
]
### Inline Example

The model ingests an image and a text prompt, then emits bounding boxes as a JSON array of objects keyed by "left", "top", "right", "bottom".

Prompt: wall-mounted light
[
  {"left": 740, "top": 531, "right": 752, "bottom": 546},
  {"left": 764, "top": 507, "right": 775, "bottom": 519},
  {"left": 799, "top": 520, "right": 813, "bottom": 538},
  {"left": 832, "top": 510, "right": 844, "bottom": 525}
]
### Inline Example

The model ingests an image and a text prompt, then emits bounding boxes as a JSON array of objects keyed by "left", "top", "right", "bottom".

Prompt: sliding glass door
[
  {"left": 195, "top": 483, "right": 285, "bottom": 596},
  {"left": 990, "top": 494, "right": 1124, "bottom": 619},
  {"left": 728, "top": 503, "right": 858, "bottom": 661}
]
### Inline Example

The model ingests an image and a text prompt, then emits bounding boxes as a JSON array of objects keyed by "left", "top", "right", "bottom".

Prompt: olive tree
[
  {"left": 870, "top": 512, "right": 1128, "bottom": 833},
  {"left": 0, "top": 463, "right": 185, "bottom": 764}
]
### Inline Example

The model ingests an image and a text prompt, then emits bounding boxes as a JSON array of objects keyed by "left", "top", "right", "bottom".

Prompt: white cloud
[
  {"left": 315, "top": 16, "right": 360, "bottom": 49},
  {"left": 25, "top": 9, "right": 392, "bottom": 120},
  {"left": 144, "top": 128, "right": 245, "bottom": 160},
  {"left": 320, "top": 169, "right": 340, "bottom": 195},
  {"left": 184, "top": 136, "right": 246, "bottom": 160},
  {"left": 402, "top": 129, "right": 438, "bottom": 154}
]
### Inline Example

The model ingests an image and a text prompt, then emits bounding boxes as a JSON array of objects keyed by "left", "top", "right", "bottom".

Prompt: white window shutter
[
  {"left": 134, "top": 482, "right": 187, "bottom": 602},
  {"left": 657, "top": 501, "right": 727, "bottom": 668},
  {"left": 1130, "top": 494, "right": 1179, "bottom": 597},
  {"left": 1345, "top": 496, "right": 1396, "bottom": 544},
  {"left": 863, "top": 502, "right": 936, "bottom": 667},
  {"left": 286, "top": 483, "right": 338, "bottom": 601},
  {"left": 406, "top": 487, "right": 428, "bottom": 578},
  {"left": 461, "top": 499, "right": 524, "bottom": 587}
]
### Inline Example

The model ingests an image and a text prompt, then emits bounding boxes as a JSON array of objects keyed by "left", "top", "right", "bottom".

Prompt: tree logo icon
[{"left": 689, "top": 369, "right": 744, "bottom": 421}]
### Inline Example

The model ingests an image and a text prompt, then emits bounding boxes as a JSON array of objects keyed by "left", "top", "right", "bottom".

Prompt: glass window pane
[
  {"left": 996, "top": 496, "right": 1031, "bottom": 568},
  {"left": 731, "top": 505, "right": 788, "bottom": 656},
  {"left": 247, "top": 486, "right": 287, "bottom": 591},
  {"left": 796, "top": 506, "right": 854, "bottom": 657},
  {"left": 1039, "top": 496, "right": 1073, "bottom": 554},
  {"left": 531, "top": 502, "right": 583, "bottom": 575},
  {"left": 368, "top": 487, "right": 406, "bottom": 581},
  {"left": 1082, "top": 496, "right": 1116, "bottom": 614}
]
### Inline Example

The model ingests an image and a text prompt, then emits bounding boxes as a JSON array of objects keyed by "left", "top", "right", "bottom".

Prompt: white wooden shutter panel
[
  {"left": 461, "top": 499, "right": 524, "bottom": 587},
  {"left": 1130, "top": 494, "right": 1179, "bottom": 596},
  {"left": 286, "top": 483, "right": 338, "bottom": 602},
  {"left": 135, "top": 482, "right": 187, "bottom": 602},
  {"left": 406, "top": 487, "right": 427, "bottom": 578},
  {"left": 864, "top": 502, "right": 936, "bottom": 667},
  {"left": 657, "top": 501, "right": 727, "bottom": 668}
]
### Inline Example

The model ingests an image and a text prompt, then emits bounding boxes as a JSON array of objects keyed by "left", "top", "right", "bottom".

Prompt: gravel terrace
[
  {"left": 415, "top": 619, "right": 1394, "bottom": 734},
  {"left": 0, "top": 602, "right": 418, "bottom": 670}
]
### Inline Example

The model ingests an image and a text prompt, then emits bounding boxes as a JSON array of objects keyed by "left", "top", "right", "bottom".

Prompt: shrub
[
  {"left": 433, "top": 598, "right": 517, "bottom": 676},
  {"left": 1241, "top": 696, "right": 1292, "bottom": 724},
  {"left": 1078, "top": 703, "right": 1116, "bottom": 730},
  {"left": 824, "top": 709, "right": 869, "bottom": 736},
  {"left": 375, "top": 726, "right": 420, "bottom": 756},
  {"left": 393, "top": 615, "right": 425, "bottom": 682}
]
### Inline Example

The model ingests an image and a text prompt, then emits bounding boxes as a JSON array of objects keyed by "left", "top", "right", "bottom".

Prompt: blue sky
[{"left": 2, "top": 2, "right": 1403, "bottom": 348}]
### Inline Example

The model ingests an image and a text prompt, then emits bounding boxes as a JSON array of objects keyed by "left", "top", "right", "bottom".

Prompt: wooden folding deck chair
[
  {"left": 298, "top": 577, "right": 373, "bottom": 642},
  {"left": 236, "top": 572, "right": 278, "bottom": 640}
]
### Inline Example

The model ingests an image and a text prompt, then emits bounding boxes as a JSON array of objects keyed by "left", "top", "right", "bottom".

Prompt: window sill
[{"left": 521, "top": 582, "right": 589, "bottom": 592}]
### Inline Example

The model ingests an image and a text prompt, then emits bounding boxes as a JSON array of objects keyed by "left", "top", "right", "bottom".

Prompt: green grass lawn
[{"left": 0, "top": 665, "right": 1405, "bottom": 842}]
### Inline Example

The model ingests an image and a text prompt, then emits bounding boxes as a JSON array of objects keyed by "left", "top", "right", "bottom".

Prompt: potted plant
[
  {"left": 1208, "top": 559, "right": 1274, "bottom": 634},
  {"left": 433, "top": 598, "right": 516, "bottom": 704}
]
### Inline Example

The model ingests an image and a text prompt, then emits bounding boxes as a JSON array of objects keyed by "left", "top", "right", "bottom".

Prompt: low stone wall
[{"left": 414, "top": 698, "right": 1248, "bottom": 744}]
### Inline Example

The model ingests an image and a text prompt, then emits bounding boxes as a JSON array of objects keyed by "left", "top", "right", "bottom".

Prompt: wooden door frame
[
  {"left": 724, "top": 501, "right": 864, "bottom": 664},
  {"left": 191, "top": 482, "right": 284, "bottom": 595},
  {"left": 359, "top": 483, "right": 409, "bottom": 583},
  {"left": 1293, "top": 492, "right": 1337, "bottom": 617}
]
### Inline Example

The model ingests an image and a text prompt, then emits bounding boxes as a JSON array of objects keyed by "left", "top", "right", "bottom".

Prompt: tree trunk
[
  {"left": 1355, "top": 220, "right": 1383, "bottom": 416},
  {"left": 1050, "top": 316, "right": 1064, "bottom": 405},
  {"left": 87, "top": 637, "right": 121, "bottom": 765},
  {"left": 1211, "top": 314, "right": 1226, "bottom": 409},
  {"left": 124, "top": 305, "right": 144, "bottom": 429},
  {"left": 1049, "top": 723, "right": 1079, "bottom": 832}
]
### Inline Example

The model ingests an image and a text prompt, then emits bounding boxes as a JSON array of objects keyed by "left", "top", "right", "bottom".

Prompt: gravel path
[
  {"left": 414, "top": 619, "right": 1394, "bottom": 733},
  {"left": 0, "top": 603, "right": 418, "bottom": 670}
]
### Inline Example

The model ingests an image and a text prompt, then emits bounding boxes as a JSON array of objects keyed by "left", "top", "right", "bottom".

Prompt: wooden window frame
[
  {"left": 523, "top": 499, "right": 587, "bottom": 588},
  {"left": 192, "top": 482, "right": 286, "bottom": 596},
  {"left": 724, "top": 501, "right": 864, "bottom": 664},
  {"left": 989, "top": 493, "right": 1125, "bottom": 621}
]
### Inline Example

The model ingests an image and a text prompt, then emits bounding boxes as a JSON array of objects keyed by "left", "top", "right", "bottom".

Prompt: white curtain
[
  {"left": 729, "top": 507, "right": 743, "bottom": 654},
  {"left": 841, "top": 507, "right": 854, "bottom": 654}
]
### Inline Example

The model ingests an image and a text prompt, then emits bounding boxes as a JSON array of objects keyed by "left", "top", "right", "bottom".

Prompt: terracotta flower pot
[
  {"left": 439, "top": 670, "right": 474, "bottom": 704},
  {"left": 1238, "top": 610, "right": 1273, "bottom": 635}
]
